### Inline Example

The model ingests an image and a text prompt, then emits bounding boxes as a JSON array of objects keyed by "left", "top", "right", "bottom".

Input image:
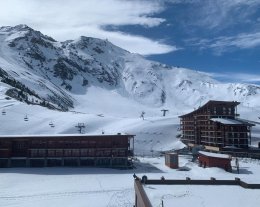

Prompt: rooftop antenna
[{"left": 75, "top": 123, "right": 86, "bottom": 134}]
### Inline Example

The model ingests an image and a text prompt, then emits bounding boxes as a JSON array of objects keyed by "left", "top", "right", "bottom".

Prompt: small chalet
[
  {"left": 198, "top": 151, "right": 232, "bottom": 171},
  {"left": 179, "top": 100, "right": 255, "bottom": 151},
  {"left": 165, "top": 152, "right": 179, "bottom": 169}
]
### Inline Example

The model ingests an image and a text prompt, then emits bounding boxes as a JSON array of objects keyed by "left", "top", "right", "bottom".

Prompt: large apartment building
[{"left": 179, "top": 100, "right": 254, "bottom": 150}]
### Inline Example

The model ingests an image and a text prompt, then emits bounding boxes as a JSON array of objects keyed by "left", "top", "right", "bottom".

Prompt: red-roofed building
[{"left": 198, "top": 151, "right": 232, "bottom": 171}]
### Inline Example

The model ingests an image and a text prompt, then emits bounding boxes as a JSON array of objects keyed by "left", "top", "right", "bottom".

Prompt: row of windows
[
  {"left": 181, "top": 105, "right": 236, "bottom": 119},
  {"left": 30, "top": 140, "right": 127, "bottom": 148},
  {"left": 182, "top": 125, "right": 248, "bottom": 131},
  {"left": 0, "top": 140, "right": 129, "bottom": 149},
  {"left": 226, "top": 133, "right": 249, "bottom": 138},
  {"left": 29, "top": 149, "right": 127, "bottom": 158}
]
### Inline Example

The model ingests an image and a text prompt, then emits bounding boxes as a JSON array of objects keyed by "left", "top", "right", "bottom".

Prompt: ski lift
[
  {"left": 2, "top": 109, "right": 6, "bottom": 115},
  {"left": 24, "top": 115, "right": 29, "bottom": 121},
  {"left": 49, "top": 121, "right": 55, "bottom": 128}
]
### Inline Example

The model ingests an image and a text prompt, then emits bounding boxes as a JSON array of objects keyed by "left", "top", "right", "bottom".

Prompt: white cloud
[
  {"left": 193, "top": 32, "right": 260, "bottom": 54},
  {"left": 189, "top": 0, "right": 260, "bottom": 30},
  {"left": 210, "top": 72, "right": 260, "bottom": 83},
  {"left": 44, "top": 26, "right": 177, "bottom": 55},
  {"left": 0, "top": 0, "right": 176, "bottom": 55}
]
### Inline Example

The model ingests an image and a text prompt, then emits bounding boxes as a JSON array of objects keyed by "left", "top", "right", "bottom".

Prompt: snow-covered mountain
[
  {"left": 0, "top": 25, "right": 260, "bottom": 153},
  {"left": 1, "top": 24, "right": 260, "bottom": 112}
]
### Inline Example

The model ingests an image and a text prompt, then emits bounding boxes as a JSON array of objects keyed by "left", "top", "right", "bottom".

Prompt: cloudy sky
[{"left": 0, "top": 0, "right": 260, "bottom": 83}]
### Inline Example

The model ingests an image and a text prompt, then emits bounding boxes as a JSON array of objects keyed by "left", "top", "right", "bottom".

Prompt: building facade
[
  {"left": 179, "top": 100, "right": 254, "bottom": 150},
  {"left": 0, "top": 134, "right": 134, "bottom": 168}
]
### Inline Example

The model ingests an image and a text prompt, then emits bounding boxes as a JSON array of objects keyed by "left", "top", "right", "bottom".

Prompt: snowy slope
[{"left": 0, "top": 24, "right": 260, "bottom": 154}]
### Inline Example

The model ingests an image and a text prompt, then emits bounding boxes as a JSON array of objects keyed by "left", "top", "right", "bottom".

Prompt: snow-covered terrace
[
  {"left": 0, "top": 133, "right": 134, "bottom": 138},
  {"left": 210, "top": 118, "right": 254, "bottom": 125}
]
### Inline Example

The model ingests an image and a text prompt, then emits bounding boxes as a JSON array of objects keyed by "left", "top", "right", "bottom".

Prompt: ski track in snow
[
  {"left": 0, "top": 188, "right": 134, "bottom": 207},
  {"left": 0, "top": 189, "right": 129, "bottom": 200},
  {"left": 107, "top": 189, "right": 134, "bottom": 207}
]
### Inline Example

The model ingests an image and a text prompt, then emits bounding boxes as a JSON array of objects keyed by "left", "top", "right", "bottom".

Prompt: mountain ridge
[{"left": 0, "top": 24, "right": 260, "bottom": 112}]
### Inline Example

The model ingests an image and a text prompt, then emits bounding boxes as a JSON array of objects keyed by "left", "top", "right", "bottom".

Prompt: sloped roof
[
  {"left": 199, "top": 151, "right": 231, "bottom": 159},
  {"left": 179, "top": 100, "right": 240, "bottom": 118}
]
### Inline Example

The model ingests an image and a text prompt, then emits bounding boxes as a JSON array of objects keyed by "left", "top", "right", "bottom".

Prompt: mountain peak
[
  {"left": 13, "top": 24, "right": 31, "bottom": 31},
  {"left": 0, "top": 24, "right": 56, "bottom": 43},
  {"left": 0, "top": 24, "right": 32, "bottom": 32}
]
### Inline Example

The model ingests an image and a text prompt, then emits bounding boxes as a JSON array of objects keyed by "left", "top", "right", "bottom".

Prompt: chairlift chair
[
  {"left": 49, "top": 121, "right": 55, "bottom": 127},
  {"left": 24, "top": 115, "right": 29, "bottom": 121},
  {"left": 2, "top": 110, "right": 6, "bottom": 115}
]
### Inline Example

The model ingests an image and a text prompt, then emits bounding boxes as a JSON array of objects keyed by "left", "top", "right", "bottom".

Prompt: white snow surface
[
  {"left": 1, "top": 156, "right": 260, "bottom": 207},
  {"left": 211, "top": 118, "right": 251, "bottom": 125},
  {"left": 198, "top": 151, "right": 231, "bottom": 159}
]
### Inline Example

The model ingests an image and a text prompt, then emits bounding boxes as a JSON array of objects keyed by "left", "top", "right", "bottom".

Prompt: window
[
  {"left": 118, "top": 150, "right": 126, "bottom": 157},
  {"left": 56, "top": 149, "right": 63, "bottom": 157},
  {"left": 81, "top": 149, "right": 88, "bottom": 156},
  {"left": 89, "top": 141, "right": 96, "bottom": 148},
  {"left": 48, "top": 150, "right": 55, "bottom": 157},
  {"left": 88, "top": 149, "right": 95, "bottom": 156},
  {"left": 96, "top": 150, "right": 104, "bottom": 157},
  {"left": 223, "top": 107, "right": 226, "bottom": 114},
  {"left": 30, "top": 150, "right": 38, "bottom": 157},
  {"left": 71, "top": 149, "right": 80, "bottom": 157},
  {"left": 38, "top": 149, "right": 45, "bottom": 157},
  {"left": 31, "top": 140, "right": 46, "bottom": 148},
  {"left": 103, "top": 150, "right": 111, "bottom": 156},
  {"left": 64, "top": 149, "right": 72, "bottom": 157}
]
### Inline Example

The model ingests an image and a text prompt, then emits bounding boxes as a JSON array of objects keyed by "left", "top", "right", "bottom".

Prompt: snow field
[{"left": 1, "top": 156, "right": 260, "bottom": 207}]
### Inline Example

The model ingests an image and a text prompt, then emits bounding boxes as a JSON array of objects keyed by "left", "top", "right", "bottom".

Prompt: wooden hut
[
  {"left": 165, "top": 152, "right": 179, "bottom": 169},
  {"left": 198, "top": 151, "right": 231, "bottom": 171}
]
